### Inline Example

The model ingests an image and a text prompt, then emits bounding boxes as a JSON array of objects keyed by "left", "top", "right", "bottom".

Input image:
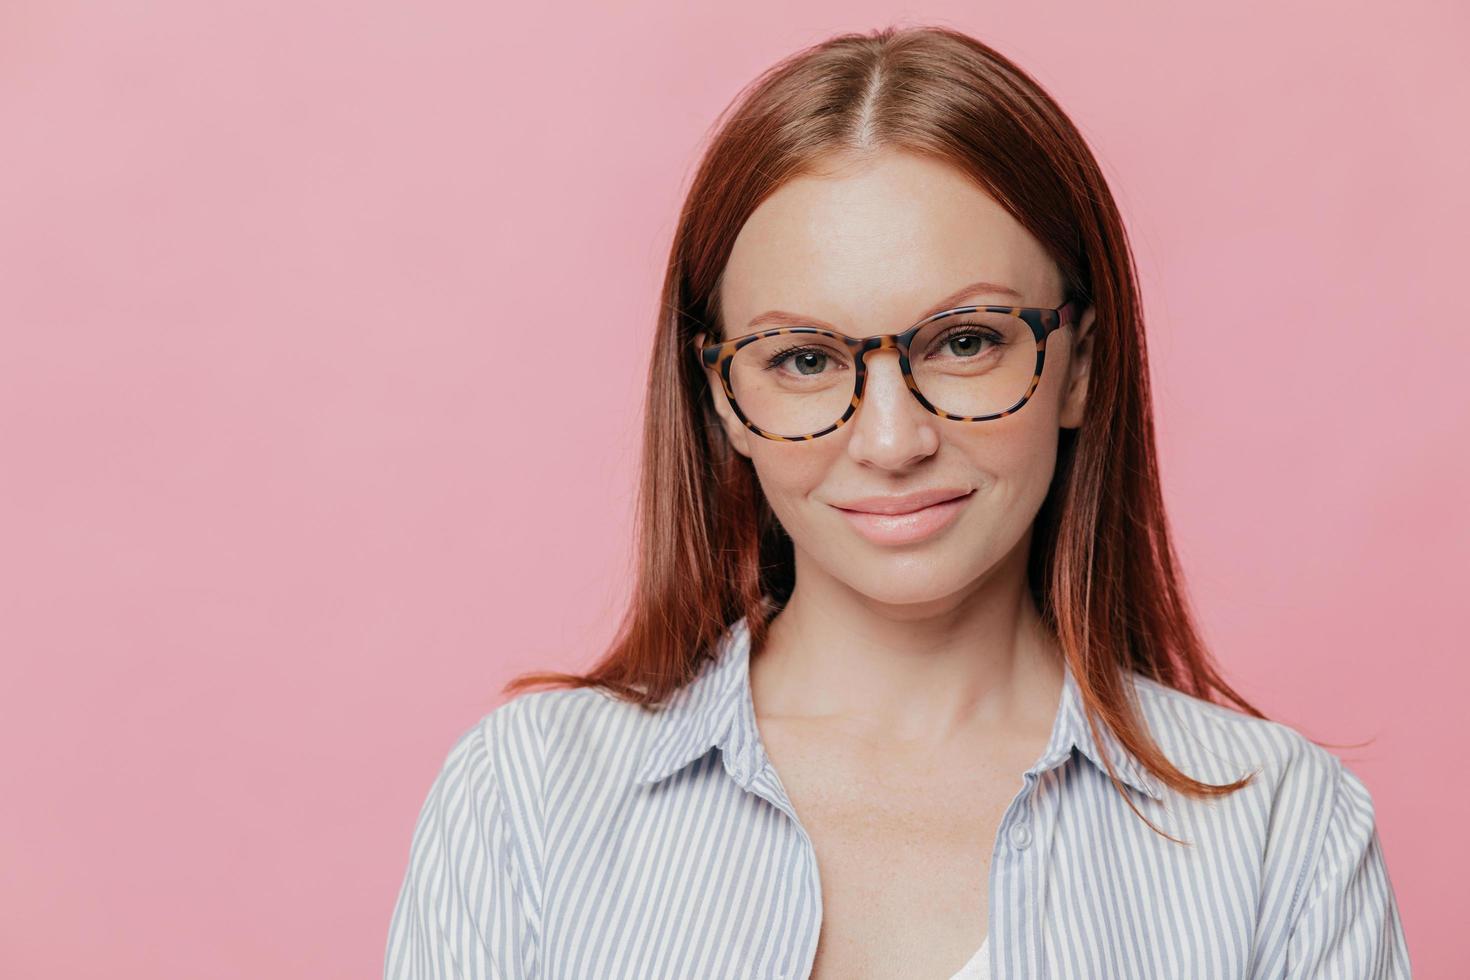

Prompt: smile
[{"left": 832, "top": 490, "right": 974, "bottom": 545}]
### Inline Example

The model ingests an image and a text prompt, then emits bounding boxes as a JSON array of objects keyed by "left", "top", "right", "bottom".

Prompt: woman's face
[{"left": 697, "top": 149, "right": 1096, "bottom": 608}]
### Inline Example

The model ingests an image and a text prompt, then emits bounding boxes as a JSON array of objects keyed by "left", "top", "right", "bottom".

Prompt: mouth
[{"left": 832, "top": 489, "right": 974, "bottom": 546}]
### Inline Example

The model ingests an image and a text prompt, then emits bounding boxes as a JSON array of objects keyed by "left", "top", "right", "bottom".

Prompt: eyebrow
[{"left": 745, "top": 279, "right": 1024, "bottom": 333}]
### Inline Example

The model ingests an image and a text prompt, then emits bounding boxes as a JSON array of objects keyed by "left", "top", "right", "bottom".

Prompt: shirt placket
[
  {"left": 736, "top": 754, "right": 823, "bottom": 980},
  {"left": 992, "top": 760, "right": 1062, "bottom": 980}
]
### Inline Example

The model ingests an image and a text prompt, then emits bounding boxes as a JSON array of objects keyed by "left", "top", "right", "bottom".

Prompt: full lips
[{"left": 834, "top": 491, "right": 974, "bottom": 546}]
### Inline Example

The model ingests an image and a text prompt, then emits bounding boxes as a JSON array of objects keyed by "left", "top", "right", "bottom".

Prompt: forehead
[{"left": 720, "top": 151, "right": 1062, "bottom": 329}]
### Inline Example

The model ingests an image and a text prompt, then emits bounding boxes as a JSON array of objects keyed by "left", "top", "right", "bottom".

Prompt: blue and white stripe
[{"left": 385, "top": 615, "right": 1412, "bottom": 978}]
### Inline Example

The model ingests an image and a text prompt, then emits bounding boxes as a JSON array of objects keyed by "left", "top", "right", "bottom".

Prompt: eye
[
  {"left": 926, "top": 324, "right": 1005, "bottom": 359},
  {"left": 761, "top": 339, "right": 853, "bottom": 377},
  {"left": 765, "top": 344, "right": 832, "bottom": 375}
]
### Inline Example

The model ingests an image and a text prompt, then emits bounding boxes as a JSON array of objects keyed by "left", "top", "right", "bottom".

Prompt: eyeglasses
[{"left": 696, "top": 300, "right": 1081, "bottom": 441}]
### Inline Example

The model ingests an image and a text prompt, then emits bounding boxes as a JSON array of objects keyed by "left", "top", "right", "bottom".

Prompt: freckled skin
[{"left": 692, "top": 149, "right": 1100, "bottom": 978}]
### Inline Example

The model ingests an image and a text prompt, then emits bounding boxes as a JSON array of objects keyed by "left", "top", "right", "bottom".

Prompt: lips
[
  {"left": 832, "top": 489, "right": 974, "bottom": 546},
  {"left": 831, "top": 487, "right": 972, "bottom": 516}
]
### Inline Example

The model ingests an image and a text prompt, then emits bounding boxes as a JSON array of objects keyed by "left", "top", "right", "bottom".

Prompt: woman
[{"left": 385, "top": 25, "right": 1411, "bottom": 980}]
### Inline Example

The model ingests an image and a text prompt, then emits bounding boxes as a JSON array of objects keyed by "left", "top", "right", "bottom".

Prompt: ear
[
  {"left": 692, "top": 331, "right": 754, "bottom": 459},
  {"left": 1058, "top": 304, "right": 1096, "bottom": 431}
]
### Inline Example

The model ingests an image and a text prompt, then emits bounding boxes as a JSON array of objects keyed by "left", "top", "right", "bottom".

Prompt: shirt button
[{"left": 1008, "top": 820, "right": 1032, "bottom": 849}]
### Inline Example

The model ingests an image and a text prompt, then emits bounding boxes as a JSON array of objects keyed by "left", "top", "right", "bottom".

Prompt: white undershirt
[{"left": 946, "top": 934, "right": 990, "bottom": 980}]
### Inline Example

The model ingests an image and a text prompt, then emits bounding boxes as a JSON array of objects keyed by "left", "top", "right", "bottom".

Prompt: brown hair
[{"left": 503, "top": 24, "right": 1356, "bottom": 839}]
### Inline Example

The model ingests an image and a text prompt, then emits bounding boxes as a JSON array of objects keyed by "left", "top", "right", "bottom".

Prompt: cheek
[
  {"left": 746, "top": 444, "right": 831, "bottom": 515},
  {"left": 956, "top": 413, "right": 1062, "bottom": 507}
]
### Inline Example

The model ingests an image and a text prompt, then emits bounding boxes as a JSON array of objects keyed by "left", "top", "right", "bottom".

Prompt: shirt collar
[{"left": 633, "top": 614, "right": 1165, "bottom": 802}]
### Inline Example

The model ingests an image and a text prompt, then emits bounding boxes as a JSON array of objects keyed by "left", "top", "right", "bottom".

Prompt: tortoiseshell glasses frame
[{"left": 695, "top": 298, "right": 1083, "bottom": 442}]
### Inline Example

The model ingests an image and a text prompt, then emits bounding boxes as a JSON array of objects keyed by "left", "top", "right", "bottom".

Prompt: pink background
[{"left": 1, "top": 2, "right": 1464, "bottom": 976}]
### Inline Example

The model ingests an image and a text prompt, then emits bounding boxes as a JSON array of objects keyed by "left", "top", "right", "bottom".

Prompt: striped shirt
[{"left": 385, "top": 615, "right": 1412, "bottom": 979}]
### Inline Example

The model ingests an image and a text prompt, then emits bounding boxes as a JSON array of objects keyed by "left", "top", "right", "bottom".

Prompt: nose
[{"left": 844, "top": 349, "right": 940, "bottom": 468}]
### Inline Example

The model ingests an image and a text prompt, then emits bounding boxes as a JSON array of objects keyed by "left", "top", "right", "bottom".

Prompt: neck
[{"left": 749, "top": 532, "right": 1064, "bottom": 747}]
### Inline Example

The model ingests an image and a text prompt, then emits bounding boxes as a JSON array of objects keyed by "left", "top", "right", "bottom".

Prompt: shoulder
[
  {"left": 456, "top": 683, "right": 656, "bottom": 754},
  {"left": 1128, "top": 670, "right": 1351, "bottom": 806},
  {"left": 456, "top": 685, "right": 667, "bottom": 810},
  {"left": 1126, "top": 672, "right": 1386, "bottom": 915},
  {"left": 1125, "top": 674, "right": 1409, "bottom": 970},
  {"left": 411, "top": 687, "right": 661, "bottom": 889},
  {"left": 489, "top": 683, "right": 665, "bottom": 757}
]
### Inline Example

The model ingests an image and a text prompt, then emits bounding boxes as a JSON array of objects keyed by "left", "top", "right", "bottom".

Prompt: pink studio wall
[{"left": 1, "top": 2, "right": 1463, "bottom": 977}]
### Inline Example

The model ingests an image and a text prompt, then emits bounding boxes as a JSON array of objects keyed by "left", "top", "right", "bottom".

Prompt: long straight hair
[{"left": 504, "top": 25, "right": 1344, "bottom": 837}]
